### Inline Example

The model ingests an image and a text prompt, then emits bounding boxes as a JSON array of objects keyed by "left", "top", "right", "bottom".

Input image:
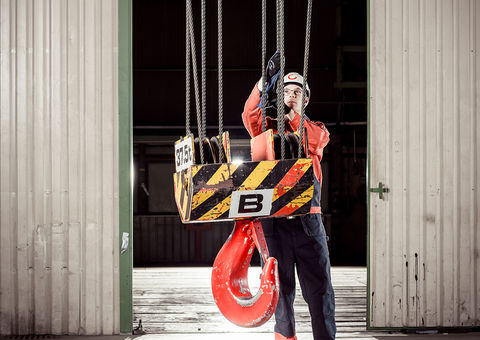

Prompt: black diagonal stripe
[
  {"left": 184, "top": 177, "right": 193, "bottom": 221},
  {"left": 231, "top": 161, "right": 261, "bottom": 187},
  {"left": 285, "top": 197, "right": 312, "bottom": 216},
  {"left": 257, "top": 159, "right": 298, "bottom": 189},
  {"left": 190, "top": 190, "right": 231, "bottom": 220},
  {"left": 192, "top": 163, "right": 222, "bottom": 182},
  {"left": 215, "top": 160, "right": 308, "bottom": 220},
  {"left": 179, "top": 171, "right": 186, "bottom": 208},
  {"left": 270, "top": 166, "right": 314, "bottom": 214},
  {"left": 190, "top": 161, "right": 260, "bottom": 220},
  {"left": 217, "top": 209, "right": 231, "bottom": 220}
]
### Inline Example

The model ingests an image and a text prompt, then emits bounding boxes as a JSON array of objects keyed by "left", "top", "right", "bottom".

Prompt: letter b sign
[
  {"left": 229, "top": 189, "right": 274, "bottom": 218},
  {"left": 238, "top": 194, "right": 263, "bottom": 213}
]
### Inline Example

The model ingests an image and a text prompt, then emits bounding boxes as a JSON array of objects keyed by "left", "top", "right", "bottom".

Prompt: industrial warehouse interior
[
  {"left": 132, "top": 0, "right": 367, "bottom": 266},
  {"left": 131, "top": 0, "right": 368, "bottom": 336}
]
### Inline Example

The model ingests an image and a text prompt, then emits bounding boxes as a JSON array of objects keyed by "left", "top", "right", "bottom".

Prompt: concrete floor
[
  {"left": 3, "top": 267, "right": 479, "bottom": 340},
  {"left": 32, "top": 331, "right": 480, "bottom": 340}
]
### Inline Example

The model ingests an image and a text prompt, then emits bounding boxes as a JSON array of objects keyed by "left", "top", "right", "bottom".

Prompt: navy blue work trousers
[{"left": 262, "top": 214, "right": 336, "bottom": 340}]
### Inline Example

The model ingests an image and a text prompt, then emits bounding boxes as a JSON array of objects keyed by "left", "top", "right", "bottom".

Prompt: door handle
[{"left": 370, "top": 182, "right": 389, "bottom": 199}]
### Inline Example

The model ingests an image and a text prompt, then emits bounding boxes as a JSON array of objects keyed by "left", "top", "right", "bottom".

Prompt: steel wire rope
[
  {"left": 186, "top": 0, "right": 204, "bottom": 164},
  {"left": 201, "top": 0, "right": 207, "bottom": 157},
  {"left": 217, "top": 0, "right": 224, "bottom": 162},
  {"left": 298, "top": 0, "right": 313, "bottom": 157},
  {"left": 261, "top": 0, "right": 267, "bottom": 132},
  {"left": 185, "top": 0, "right": 191, "bottom": 135},
  {"left": 276, "top": 0, "right": 286, "bottom": 160},
  {"left": 276, "top": 0, "right": 280, "bottom": 48}
]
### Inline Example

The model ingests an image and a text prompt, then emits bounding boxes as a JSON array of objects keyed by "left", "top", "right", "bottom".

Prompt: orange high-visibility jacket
[{"left": 241, "top": 82, "right": 330, "bottom": 186}]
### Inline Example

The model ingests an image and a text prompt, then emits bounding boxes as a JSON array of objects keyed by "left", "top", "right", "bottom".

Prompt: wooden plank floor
[{"left": 133, "top": 266, "right": 368, "bottom": 339}]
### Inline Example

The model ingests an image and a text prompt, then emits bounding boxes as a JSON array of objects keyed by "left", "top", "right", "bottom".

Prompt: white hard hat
[{"left": 284, "top": 72, "right": 310, "bottom": 97}]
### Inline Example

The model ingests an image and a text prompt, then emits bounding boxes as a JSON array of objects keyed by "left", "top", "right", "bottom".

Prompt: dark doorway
[{"left": 132, "top": 0, "right": 367, "bottom": 267}]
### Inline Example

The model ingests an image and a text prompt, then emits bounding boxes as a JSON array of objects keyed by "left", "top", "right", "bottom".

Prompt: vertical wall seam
[
  {"left": 97, "top": 0, "right": 103, "bottom": 332},
  {"left": 1, "top": 0, "right": 13, "bottom": 334},
  {"left": 452, "top": 0, "right": 459, "bottom": 326},
  {"left": 65, "top": 0, "right": 74, "bottom": 333},
  {"left": 33, "top": 0, "right": 41, "bottom": 331},
  {"left": 27, "top": 0, "right": 35, "bottom": 332},
  {"left": 5, "top": 0, "right": 11, "bottom": 333},
  {"left": 419, "top": 0, "right": 426, "bottom": 326},
  {"left": 45, "top": 0, "right": 53, "bottom": 333},
  {"left": 369, "top": 0, "right": 375, "bottom": 325},
  {"left": 385, "top": 0, "right": 391, "bottom": 326},
  {"left": 475, "top": 0, "right": 479, "bottom": 324},
  {"left": 12, "top": 0, "right": 18, "bottom": 331},
  {"left": 12, "top": 0, "right": 19, "bottom": 333},
  {"left": 109, "top": 0, "right": 117, "bottom": 332},
  {"left": 32, "top": 0, "right": 41, "bottom": 329},
  {"left": 111, "top": 0, "right": 119, "bottom": 333},
  {"left": 437, "top": 0, "right": 446, "bottom": 326},
  {"left": 469, "top": 0, "right": 478, "bottom": 324},
  {"left": 0, "top": 0, "right": 4, "bottom": 332},
  {"left": 112, "top": 0, "right": 120, "bottom": 333},
  {"left": 47, "top": 0, "right": 54, "bottom": 333},
  {"left": 48, "top": 0, "right": 56, "bottom": 333},
  {"left": 80, "top": 0, "right": 86, "bottom": 332},
  {"left": 401, "top": 0, "right": 409, "bottom": 325},
  {"left": 62, "top": 0, "right": 68, "bottom": 330},
  {"left": 435, "top": 0, "right": 443, "bottom": 326},
  {"left": 95, "top": 0, "right": 100, "bottom": 331}
]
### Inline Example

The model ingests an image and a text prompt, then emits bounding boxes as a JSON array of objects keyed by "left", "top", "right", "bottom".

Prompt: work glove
[
  {"left": 258, "top": 51, "right": 282, "bottom": 112},
  {"left": 266, "top": 50, "right": 281, "bottom": 83},
  {"left": 257, "top": 51, "right": 281, "bottom": 92}
]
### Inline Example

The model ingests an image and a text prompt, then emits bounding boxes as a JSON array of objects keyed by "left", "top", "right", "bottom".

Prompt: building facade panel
[
  {"left": 0, "top": 0, "right": 119, "bottom": 334},
  {"left": 369, "top": 0, "right": 479, "bottom": 328}
]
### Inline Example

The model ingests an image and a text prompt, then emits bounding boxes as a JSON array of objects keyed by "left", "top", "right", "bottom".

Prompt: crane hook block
[
  {"left": 211, "top": 219, "right": 279, "bottom": 327},
  {"left": 173, "top": 158, "right": 314, "bottom": 223}
]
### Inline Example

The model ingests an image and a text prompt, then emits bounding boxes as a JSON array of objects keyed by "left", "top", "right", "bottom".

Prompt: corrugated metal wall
[
  {"left": 369, "top": 0, "right": 479, "bottom": 328},
  {"left": 0, "top": 0, "right": 119, "bottom": 335}
]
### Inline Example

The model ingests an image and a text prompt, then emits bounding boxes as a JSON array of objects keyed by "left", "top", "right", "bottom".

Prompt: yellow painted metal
[
  {"left": 238, "top": 161, "right": 277, "bottom": 190},
  {"left": 174, "top": 158, "right": 315, "bottom": 223},
  {"left": 283, "top": 184, "right": 314, "bottom": 210},
  {"left": 272, "top": 158, "right": 313, "bottom": 202},
  {"left": 198, "top": 195, "right": 233, "bottom": 221},
  {"left": 191, "top": 163, "right": 239, "bottom": 209}
]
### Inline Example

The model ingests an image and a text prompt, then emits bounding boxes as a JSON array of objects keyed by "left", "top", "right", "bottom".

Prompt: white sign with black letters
[
  {"left": 175, "top": 136, "right": 194, "bottom": 172},
  {"left": 229, "top": 189, "right": 274, "bottom": 218}
]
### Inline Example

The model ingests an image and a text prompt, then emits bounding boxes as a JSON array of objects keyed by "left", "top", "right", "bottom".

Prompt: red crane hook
[{"left": 211, "top": 219, "right": 279, "bottom": 327}]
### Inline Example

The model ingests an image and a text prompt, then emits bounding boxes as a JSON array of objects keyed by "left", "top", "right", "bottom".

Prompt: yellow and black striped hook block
[{"left": 173, "top": 158, "right": 314, "bottom": 223}]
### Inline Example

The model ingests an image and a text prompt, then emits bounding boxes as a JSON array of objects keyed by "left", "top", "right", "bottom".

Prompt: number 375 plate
[{"left": 175, "top": 135, "right": 194, "bottom": 172}]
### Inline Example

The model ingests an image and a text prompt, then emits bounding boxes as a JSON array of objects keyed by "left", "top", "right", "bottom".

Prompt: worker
[{"left": 241, "top": 52, "right": 336, "bottom": 340}]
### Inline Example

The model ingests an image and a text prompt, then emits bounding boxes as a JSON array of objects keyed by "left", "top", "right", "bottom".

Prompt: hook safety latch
[{"left": 211, "top": 219, "right": 279, "bottom": 327}]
